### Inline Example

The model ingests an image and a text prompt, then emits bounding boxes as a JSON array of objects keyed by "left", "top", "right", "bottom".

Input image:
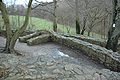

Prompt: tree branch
[
  {"left": 33, "top": 8, "right": 54, "bottom": 16},
  {"left": 32, "top": 0, "right": 53, "bottom": 10}
]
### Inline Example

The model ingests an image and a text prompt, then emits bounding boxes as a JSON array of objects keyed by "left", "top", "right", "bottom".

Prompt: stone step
[
  {"left": 19, "top": 32, "right": 41, "bottom": 43},
  {"left": 27, "top": 34, "right": 50, "bottom": 46}
]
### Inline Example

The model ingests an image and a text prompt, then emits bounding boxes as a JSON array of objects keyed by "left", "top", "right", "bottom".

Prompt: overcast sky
[{"left": 4, "top": 0, "right": 53, "bottom": 5}]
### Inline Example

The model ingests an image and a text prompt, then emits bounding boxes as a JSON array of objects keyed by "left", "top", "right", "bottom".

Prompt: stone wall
[
  {"left": 19, "top": 32, "right": 41, "bottom": 43},
  {"left": 27, "top": 34, "right": 51, "bottom": 46},
  {"left": 1, "top": 30, "right": 120, "bottom": 71},
  {"left": 62, "top": 34, "right": 120, "bottom": 54},
  {"left": 62, "top": 34, "right": 106, "bottom": 47},
  {"left": 50, "top": 32, "right": 120, "bottom": 72}
]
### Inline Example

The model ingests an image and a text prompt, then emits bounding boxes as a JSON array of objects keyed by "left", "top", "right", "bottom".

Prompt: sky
[{"left": 4, "top": 0, "right": 53, "bottom": 5}]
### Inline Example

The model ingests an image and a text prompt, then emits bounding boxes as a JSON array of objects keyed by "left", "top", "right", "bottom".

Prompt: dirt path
[{"left": 0, "top": 36, "right": 120, "bottom": 80}]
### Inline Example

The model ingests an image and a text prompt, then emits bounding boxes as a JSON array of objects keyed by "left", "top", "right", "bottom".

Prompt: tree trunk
[
  {"left": 76, "top": 20, "right": 80, "bottom": 34},
  {"left": 81, "top": 28, "right": 85, "bottom": 35},
  {"left": 108, "top": 35, "right": 120, "bottom": 52},
  {"left": 0, "top": 1, "right": 12, "bottom": 52},
  {"left": 88, "top": 30, "right": 91, "bottom": 36},
  {"left": 105, "top": 26, "right": 115, "bottom": 50},
  {"left": 53, "top": 18, "right": 57, "bottom": 32},
  {"left": 81, "top": 17, "right": 87, "bottom": 35},
  {"left": 53, "top": 0, "right": 57, "bottom": 32},
  {"left": 106, "top": 0, "right": 117, "bottom": 50},
  {"left": 75, "top": 0, "right": 80, "bottom": 34},
  {"left": 9, "top": 0, "right": 33, "bottom": 53}
]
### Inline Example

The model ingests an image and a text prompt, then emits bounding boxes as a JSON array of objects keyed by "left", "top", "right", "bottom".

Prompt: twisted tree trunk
[
  {"left": 9, "top": 0, "right": 33, "bottom": 54},
  {"left": 106, "top": 0, "right": 118, "bottom": 51},
  {"left": 0, "top": 0, "right": 33, "bottom": 54},
  {"left": 0, "top": 1, "right": 12, "bottom": 52}
]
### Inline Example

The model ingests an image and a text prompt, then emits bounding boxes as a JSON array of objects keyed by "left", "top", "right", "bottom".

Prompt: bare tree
[
  {"left": 0, "top": 0, "right": 12, "bottom": 52},
  {"left": 81, "top": 16, "right": 87, "bottom": 35},
  {"left": 75, "top": 0, "right": 80, "bottom": 34},
  {"left": 0, "top": 0, "right": 33, "bottom": 54},
  {"left": 87, "top": 7, "right": 103, "bottom": 36},
  {"left": 81, "top": 0, "right": 89, "bottom": 35},
  {"left": 53, "top": 0, "right": 57, "bottom": 32},
  {"left": 32, "top": 0, "right": 58, "bottom": 32}
]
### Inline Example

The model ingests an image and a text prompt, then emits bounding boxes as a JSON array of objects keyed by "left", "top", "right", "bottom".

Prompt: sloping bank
[{"left": 50, "top": 32, "right": 120, "bottom": 72}]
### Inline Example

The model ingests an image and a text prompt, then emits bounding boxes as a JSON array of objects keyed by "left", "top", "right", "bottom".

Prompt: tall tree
[
  {"left": 81, "top": 0, "right": 89, "bottom": 35},
  {"left": 81, "top": 17, "right": 87, "bottom": 35},
  {"left": 53, "top": 0, "right": 57, "bottom": 32},
  {"left": 75, "top": 0, "right": 80, "bottom": 34},
  {"left": 105, "top": 0, "right": 120, "bottom": 52},
  {"left": 32, "top": 0, "right": 57, "bottom": 31},
  {"left": 0, "top": 0, "right": 12, "bottom": 52},
  {"left": 0, "top": 0, "right": 33, "bottom": 54}
]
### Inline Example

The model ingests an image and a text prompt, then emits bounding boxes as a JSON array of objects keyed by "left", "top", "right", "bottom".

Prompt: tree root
[
  {"left": 0, "top": 48, "right": 23, "bottom": 56},
  {"left": 0, "top": 47, "right": 8, "bottom": 53},
  {"left": 0, "top": 48, "right": 4, "bottom": 52},
  {"left": 10, "top": 49, "right": 23, "bottom": 56}
]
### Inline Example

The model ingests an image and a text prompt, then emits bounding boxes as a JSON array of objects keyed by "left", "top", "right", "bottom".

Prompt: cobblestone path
[{"left": 0, "top": 37, "right": 120, "bottom": 80}]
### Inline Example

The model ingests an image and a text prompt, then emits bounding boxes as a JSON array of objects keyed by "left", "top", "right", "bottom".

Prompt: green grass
[
  {"left": 0, "top": 15, "right": 106, "bottom": 40},
  {"left": 7, "top": 15, "right": 76, "bottom": 35}
]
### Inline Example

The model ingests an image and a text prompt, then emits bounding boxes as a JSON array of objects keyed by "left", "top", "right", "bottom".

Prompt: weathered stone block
[
  {"left": 117, "top": 63, "right": 120, "bottom": 72},
  {"left": 90, "top": 49, "right": 99, "bottom": 61},
  {"left": 52, "top": 35, "right": 63, "bottom": 44},
  {"left": 98, "top": 52, "right": 106, "bottom": 64},
  {"left": 111, "top": 60, "right": 119, "bottom": 71},
  {"left": 19, "top": 32, "right": 41, "bottom": 42},
  {"left": 104, "top": 56, "right": 113, "bottom": 68},
  {"left": 27, "top": 34, "right": 50, "bottom": 46}
]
